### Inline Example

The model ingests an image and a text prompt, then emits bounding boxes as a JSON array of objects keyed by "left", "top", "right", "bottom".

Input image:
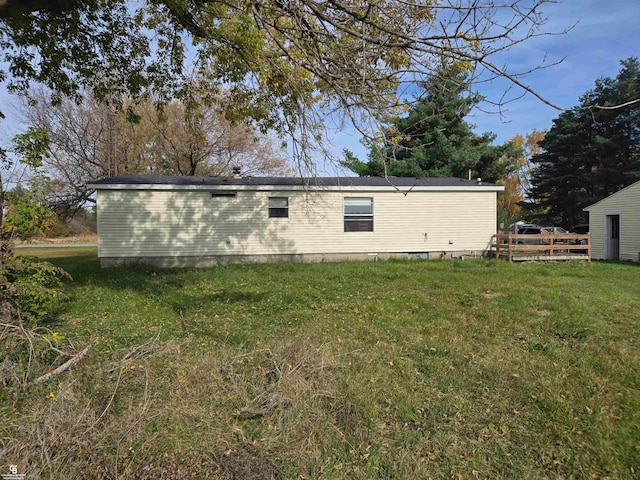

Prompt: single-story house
[
  {"left": 584, "top": 180, "right": 640, "bottom": 261},
  {"left": 88, "top": 175, "right": 504, "bottom": 267}
]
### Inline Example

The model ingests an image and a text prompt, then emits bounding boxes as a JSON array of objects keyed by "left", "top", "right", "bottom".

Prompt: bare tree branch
[{"left": 29, "top": 343, "right": 91, "bottom": 386}]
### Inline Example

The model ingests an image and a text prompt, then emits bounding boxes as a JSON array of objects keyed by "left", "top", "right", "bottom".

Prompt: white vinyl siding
[
  {"left": 589, "top": 214, "right": 606, "bottom": 260},
  {"left": 585, "top": 180, "right": 640, "bottom": 261},
  {"left": 96, "top": 189, "right": 498, "bottom": 258}
]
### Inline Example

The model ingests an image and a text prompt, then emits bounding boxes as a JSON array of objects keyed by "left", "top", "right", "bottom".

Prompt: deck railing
[{"left": 493, "top": 232, "right": 591, "bottom": 262}]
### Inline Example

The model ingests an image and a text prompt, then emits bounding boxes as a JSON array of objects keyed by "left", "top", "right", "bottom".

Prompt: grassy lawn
[{"left": 2, "top": 249, "right": 639, "bottom": 479}]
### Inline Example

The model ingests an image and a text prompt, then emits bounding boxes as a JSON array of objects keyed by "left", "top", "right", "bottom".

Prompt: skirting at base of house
[{"left": 99, "top": 250, "right": 489, "bottom": 268}]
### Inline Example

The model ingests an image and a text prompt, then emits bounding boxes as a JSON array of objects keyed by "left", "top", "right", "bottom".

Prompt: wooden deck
[{"left": 493, "top": 232, "right": 591, "bottom": 262}]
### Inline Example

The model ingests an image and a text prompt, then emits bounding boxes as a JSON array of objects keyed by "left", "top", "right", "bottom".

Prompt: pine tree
[
  {"left": 530, "top": 58, "right": 640, "bottom": 227},
  {"left": 342, "top": 64, "right": 520, "bottom": 183}
]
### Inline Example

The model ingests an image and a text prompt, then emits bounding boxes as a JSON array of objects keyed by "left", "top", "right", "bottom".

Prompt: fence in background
[{"left": 493, "top": 233, "right": 591, "bottom": 262}]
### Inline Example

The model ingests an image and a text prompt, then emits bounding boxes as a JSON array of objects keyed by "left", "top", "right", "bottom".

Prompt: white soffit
[{"left": 88, "top": 183, "right": 504, "bottom": 193}]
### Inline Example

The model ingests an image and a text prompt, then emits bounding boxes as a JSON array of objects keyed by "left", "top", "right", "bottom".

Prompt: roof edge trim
[
  {"left": 583, "top": 179, "right": 640, "bottom": 211},
  {"left": 87, "top": 183, "right": 504, "bottom": 192}
]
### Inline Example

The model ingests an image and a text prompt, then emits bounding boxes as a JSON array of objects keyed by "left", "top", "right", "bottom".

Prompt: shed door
[{"left": 605, "top": 215, "right": 620, "bottom": 260}]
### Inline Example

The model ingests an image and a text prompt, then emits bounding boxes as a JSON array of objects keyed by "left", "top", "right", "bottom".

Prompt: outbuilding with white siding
[
  {"left": 584, "top": 180, "right": 640, "bottom": 262},
  {"left": 88, "top": 175, "right": 504, "bottom": 267}
]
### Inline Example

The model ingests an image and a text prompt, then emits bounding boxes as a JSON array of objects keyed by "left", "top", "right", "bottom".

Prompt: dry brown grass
[
  {"left": 1, "top": 336, "right": 361, "bottom": 479},
  {"left": 17, "top": 234, "right": 97, "bottom": 245},
  {"left": 1, "top": 347, "right": 157, "bottom": 478}
]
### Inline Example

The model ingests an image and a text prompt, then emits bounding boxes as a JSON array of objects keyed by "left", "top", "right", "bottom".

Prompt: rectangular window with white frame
[
  {"left": 344, "top": 197, "right": 373, "bottom": 232},
  {"left": 268, "top": 197, "right": 289, "bottom": 218}
]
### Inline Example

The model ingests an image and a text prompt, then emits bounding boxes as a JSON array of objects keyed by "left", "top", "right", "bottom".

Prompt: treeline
[
  {"left": 342, "top": 57, "right": 640, "bottom": 228},
  {"left": 527, "top": 58, "right": 640, "bottom": 227}
]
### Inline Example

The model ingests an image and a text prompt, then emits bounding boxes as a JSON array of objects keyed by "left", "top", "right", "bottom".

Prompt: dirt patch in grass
[
  {"left": 18, "top": 234, "right": 97, "bottom": 244},
  {"left": 130, "top": 449, "right": 220, "bottom": 479},
  {"left": 213, "top": 443, "right": 284, "bottom": 480},
  {"left": 481, "top": 291, "right": 504, "bottom": 299}
]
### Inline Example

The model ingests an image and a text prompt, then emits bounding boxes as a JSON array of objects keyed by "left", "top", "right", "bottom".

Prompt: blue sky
[
  {"left": 326, "top": 0, "right": 640, "bottom": 174},
  {"left": 470, "top": 0, "right": 640, "bottom": 144},
  {"left": 2, "top": 1, "right": 640, "bottom": 175}
]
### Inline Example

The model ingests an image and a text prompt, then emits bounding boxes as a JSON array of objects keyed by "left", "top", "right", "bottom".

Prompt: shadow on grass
[
  {"left": 165, "top": 290, "right": 267, "bottom": 316},
  {"left": 33, "top": 250, "right": 268, "bottom": 337},
  {"left": 597, "top": 259, "right": 640, "bottom": 267}
]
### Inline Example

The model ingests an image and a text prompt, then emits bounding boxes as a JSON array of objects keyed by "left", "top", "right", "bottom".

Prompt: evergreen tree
[
  {"left": 342, "top": 64, "right": 520, "bottom": 183},
  {"left": 529, "top": 58, "right": 640, "bottom": 227}
]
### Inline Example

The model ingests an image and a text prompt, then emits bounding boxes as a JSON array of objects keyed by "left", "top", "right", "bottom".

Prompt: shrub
[
  {"left": 2, "top": 177, "right": 54, "bottom": 241},
  {"left": 0, "top": 245, "right": 70, "bottom": 326}
]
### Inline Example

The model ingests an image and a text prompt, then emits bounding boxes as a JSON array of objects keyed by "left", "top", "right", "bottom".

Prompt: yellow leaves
[
  {"left": 498, "top": 172, "right": 525, "bottom": 222},
  {"left": 388, "top": 134, "right": 406, "bottom": 146},
  {"left": 383, "top": 125, "right": 411, "bottom": 147},
  {"left": 48, "top": 391, "right": 57, "bottom": 401},
  {"left": 442, "top": 59, "right": 474, "bottom": 76},
  {"left": 44, "top": 331, "right": 64, "bottom": 345}
]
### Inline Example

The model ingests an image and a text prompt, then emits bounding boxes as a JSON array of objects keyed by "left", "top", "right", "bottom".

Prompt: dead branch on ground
[{"left": 29, "top": 343, "right": 91, "bottom": 386}]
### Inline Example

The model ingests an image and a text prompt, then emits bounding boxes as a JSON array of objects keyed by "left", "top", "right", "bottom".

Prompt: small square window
[{"left": 269, "top": 197, "right": 289, "bottom": 218}]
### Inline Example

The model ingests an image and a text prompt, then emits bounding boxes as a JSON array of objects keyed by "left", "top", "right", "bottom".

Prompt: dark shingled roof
[{"left": 89, "top": 174, "right": 498, "bottom": 188}]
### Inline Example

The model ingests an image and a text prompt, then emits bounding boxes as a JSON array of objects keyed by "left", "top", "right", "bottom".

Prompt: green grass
[{"left": 3, "top": 249, "right": 639, "bottom": 479}]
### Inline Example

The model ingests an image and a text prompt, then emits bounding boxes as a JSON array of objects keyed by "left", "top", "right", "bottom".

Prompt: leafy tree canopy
[
  {"left": 1, "top": 0, "right": 565, "bottom": 164},
  {"left": 21, "top": 88, "right": 292, "bottom": 210},
  {"left": 529, "top": 57, "right": 640, "bottom": 227},
  {"left": 342, "top": 63, "right": 521, "bottom": 182},
  {"left": 496, "top": 129, "right": 545, "bottom": 226},
  {"left": 1, "top": 127, "right": 53, "bottom": 238},
  {"left": 3, "top": 177, "right": 55, "bottom": 240}
]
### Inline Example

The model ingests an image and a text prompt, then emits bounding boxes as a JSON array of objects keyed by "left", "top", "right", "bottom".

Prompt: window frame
[
  {"left": 343, "top": 197, "right": 374, "bottom": 232},
  {"left": 268, "top": 196, "right": 289, "bottom": 218},
  {"left": 210, "top": 192, "right": 237, "bottom": 198}
]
